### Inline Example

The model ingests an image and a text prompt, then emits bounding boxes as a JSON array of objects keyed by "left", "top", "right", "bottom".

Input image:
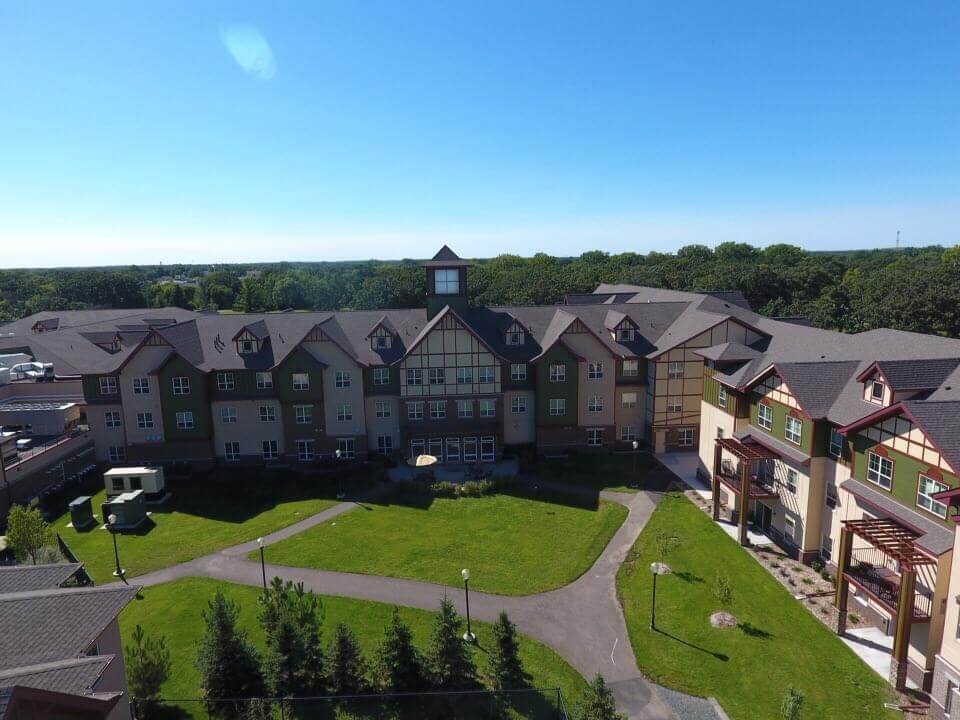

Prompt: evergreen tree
[
  {"left": 258, "top": 578, "right": 326, "bottom": 697},
  {"left": 374, "top": 608, "right": 425, "bottom": 692},
  {"left": 196, "top": 591, "right": 264, "bottom": 715},
  {"left": 486, "top": 612, "right": 525, "bottom": 690},
  {"left": 425, "top": 597, "right": 477, "bottom": 690},
  {"left": 125, "top": 625, "right": 172, "bottom": 719},
  {"left": 327, "top": 623, "right": 368, "bottom": 695},
  {"left": 574, "top": 675, "right": 625, "bottom": 720}
]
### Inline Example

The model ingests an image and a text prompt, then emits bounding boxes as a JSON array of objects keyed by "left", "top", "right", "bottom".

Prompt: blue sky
[{"left": 1, "top": 2, "right": 957, "bottom": 267}]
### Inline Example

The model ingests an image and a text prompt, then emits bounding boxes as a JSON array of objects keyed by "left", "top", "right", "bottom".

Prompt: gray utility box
[
  {"left": 68, "top": 495, "right": 95, "bottom": 530},
  {"left": 101, "top": 490, "right": 147, "bottom": 529}
]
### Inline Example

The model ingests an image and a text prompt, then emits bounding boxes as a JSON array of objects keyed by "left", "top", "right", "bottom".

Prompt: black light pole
[
  {"left": 108, "top": 513, "right": 127, "bottom": 583},
  {"left": 335, "top": 448, "right": 345, "bottom": 499},
  {"left": 650, "top": 562, "right": 671, "bottom": 630},
  {"left": 461, "top": 568, "right": 476, "bottom": 642},
  {"left": 257, "top": 537, "right": 267, "bottom": 589},
  {"left": 1, "top": 458, "right": 11, "bottom": 510},
  {"left": 629, "top": 440, "right": 640, "bottom": 489}
]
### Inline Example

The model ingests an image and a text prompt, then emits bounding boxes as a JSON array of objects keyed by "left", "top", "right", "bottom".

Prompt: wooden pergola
[{"left": 712, "top": 437, "right": 781, "bottom": 546}]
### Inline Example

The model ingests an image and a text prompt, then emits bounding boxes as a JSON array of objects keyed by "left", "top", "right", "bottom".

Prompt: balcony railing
[
  {"left": 715, "top": 468, "right": 779, "bottom": 498},
  {"left": 845, "top": 547, "right": 933, "bottom": 620}
]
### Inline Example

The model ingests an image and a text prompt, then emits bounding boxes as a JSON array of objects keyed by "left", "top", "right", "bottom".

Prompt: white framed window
[
  {"left": 262, "top": 440, "right": 278, "bottom": 460},
  {"left": 757, "top": 403, "right": 773, "bottom": 430},
  {"left": 259, "top": 405, "right": 277, "bottom": 422},
  {"left": 410, "top": 438, "right": 425, "bottom": 458},
  {"left": 784, "top": 515, "right": 797, "bottom": 543},
  {"left": 510, "top": 363, "right": 527, "bottom": 381},
  {"left": 867, "top": 452, "right": 893, "bottom": 490},
  {"left": 239, "top": 339, "right": 257, "bottom": 354},
  {"left": 172, "top": 376, "right": 191, "bottom": 395},
  {"left": 175, "top": 411, "right": 194, "bottom": 430},
  {"left": 373, "top": 335, "right": 391, "bottom": 350},
  {"left": 373, "top": 367, "right": 390, "bottom": 385},
  {"left": 588, "top": 362, "right": 604, "bottom": 380},
  {"left": 337, "top": 404, "right": 353, "bottom": 422},
  {"left": 297, "top": 439, "right": 315, "bottom": 462},
  {"left": 457, "top": 400, "right": 473, "bottom": 418},
  {"left": 99, "top": 377, "right": 118, "bottom": 395},
  {"left": 587, "top": 428, "right": 603, "bottom": 447},
  {"left": 428, "top": 437, "right": 443, "bottom": 458},
  {"left": 620, "top": 425, "right": 636, "bottom": 441},
  {"left": 335, "top": 370, "right": 352, "bottom": 388},
  {"left": 292, "top": 373, "right": 310, "bottom": 391},
  {"left": 216, "top": 373, "right": 235, "bottom": 391},
  {"left": 678, "top": 428, "right": 694, "bottom": 447},
  {"left": 463, "top": 437, "right": 478, "bottom": 462},
  {"left": 337, "top": 437, "right": 355, "bottom": 459},
  {"left": 136, "top": 412, "right": 153, "bottom": 430},
  {"left": 480, "top": 436, "right": 495, "bottom": 461},
  {"left": 108, "top": 446, "right": 126, "bottom": 463},
  {"left": 133, "top": 377, "right": 150, "bottom": 395},
  {"left": 588, "top": 396, "right": 603, "bottom": 413},
  {"left": 918, "top": 474, "right": 949, "bottom": 518},
  {"left": 256, "top": 372, "right": 273, "bottom": 389},
  {"left": 668, "top": 361, "right": 684, "bottom": 379},
  {"left": 434, "top": 268, "right": 460, "bottom": 295},
  {"left": 549, "top": 398, "right": 566, "bottom": 416},
  {"left": 667, "top": 396, "right": 682, "bottom": 412},
  {"left": 621, "top": 392, "right": 637, "bottom": 408},
  {"left": 377, "top": 435, "right": 394, "bottom": 454},
  {"left": 407, "top": 401, "right": 424, "bottom": 420},
  {"left": 820, "top": 534, "right": 832, "bottom": 562},
  {"left": 295, "top": 405, "right": 313, "bottom": 424},
  {"left": 430, "top": 400, "right": 446, "bottom": 420},
  {"left": 429, "top": 367, "right": 445, "bottom": 385},
  {"left": 224, "top": 441, "right": 240, "bottom": 461},
  {"left": 221, "top": 406, "right": 237, "bottom": 424},
  {"left": 506, "top": 330, "right": 525, "bottom": 346},
  {"left": 871, "top": 380, "right": 885, "bottom": 402},
  {"left": 445, "top": 437, "right": 460, "bottom": 462},
  {"left": 479, "top": 399, "right": 495, "bottom": 418},
  {"left": 622, "top": 359, "right": 639, "bottom": 377},
  {"left": 785, "top": 469, "right": 798, "bottom": 493},
  {"left": 406, "top": 368, "right": 423, "bottom": 386},
  {"left": 511, "top": 396, "right": 527, "bottom": 414},
  {"left": 718, "top": 386, "right": 728, "bottom": 410},
  {"left": 825, "top": 483, "right": 838, "bottom": 509},
  {"left": 479, "top": 366, "right": 495, "bottom": 384},
  {"left": 829, "top": 428, "right": 843, "bottom": 459},
  {"left": 105, "top": 411, "right": 122, "bottom": 428},
  {"left": 375, "top": 400, "right": 391, "bottom": 418},
  {"left": 617, "top": 326, "right": 635, "bottom": 342},
  {"left": 457, "top": 367, "right": 473, "bottom": 385},
  {"left": 549, "top": 364, "right": 566, "bottom": 382},
  {"left": 785, "top": 416, "right": 802, "bottom": 445}
]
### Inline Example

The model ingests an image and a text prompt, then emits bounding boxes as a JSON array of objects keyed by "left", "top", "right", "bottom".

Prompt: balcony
[
  {"left": 844, "top": 547, "right": 933, "bottom": 622},
  {"left": 714, "top": 468, "right": 779, "bottom": 500}
]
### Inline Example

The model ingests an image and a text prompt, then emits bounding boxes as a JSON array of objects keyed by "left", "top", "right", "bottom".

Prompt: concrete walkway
[{"left": 132, "top": 483, "right": 721, "bottom": 720}]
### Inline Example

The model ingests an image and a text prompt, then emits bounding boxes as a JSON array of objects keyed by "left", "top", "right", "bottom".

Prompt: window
[
  {"left": 108, "top": 446, "right": 125, "bottom": 463},
  {"left": 377, "top": 435, "right": 394, "bottom": 454},
  {"left": 410, "top": 438, "right": 425, "bottom": 458},
  {"left": 292, "top": 372, "right": 310, "bottom": 391},
  {"left": 216, "top": 372, "right": 234, "bottom": 391},
  {"left": 335, "top": 370, "right": 352, "bottom": 388},
  {"left": 239, "top": 339, "right": 257, "bottom": 354},
  {"left": 718, "top": 386, "right": 728, "bottom": 410},
  {"left": 588, "top": 396, "right": 603, "bottom": 413},
  {"left": 588, "top": 362, "right": 604, "bottom": 380},
  {"left": 479, "top": 399, "right": 495, "bottom": 418},
  {"left": 259, "top": 405, "right": 277, "bottom": 422},
  {"left": 829, "top": 428, "right": 844, "bottom": 459},
  {"left": 457, "top": 400, "right": 473, "bottom": 418},
  {"left": 172, "top": 376, "right": 191, "bottom": 395},
  {"left": 434, "top": 268, "right": 460, "bottom": 294},
  {"left": 510, "top": 363, "right": 527, "bottom": 381},
  {"left": 825, "top": 483, "right": 838, "bottom": 509},
  {"left": 256, "top": 372, "right": 273, "bottom": 389},
  {"left": 221, "top": 406, "right": 237, "bottom": 424},
  {"left": 549, "top": 398, "right": 566, "bottom": 416},
  {"left": 373, "top": 335, "right": 391, "bottom": 350},
  {"left": 406, "top": 368, "right": 423, "bottom": 386},
  {"left": 620, "top": 425, "right": 636, "bottom": 441},
  {"left": 549, "top": 364, "right": 566, "bottom": 382},
  {"left": 621, "top": 392, "right": 637, "bottom": 408},
  {"left": 445, "top": 437, "right": 460, "bottom": 462},
  {"left": 337, "top": 404, "right": 353, "bottom": 422},
  {"left": 430, "top": 400, "right": 446, "bottom": 419},
  {"left": 175, "top": 411, "right": 194, "bottom": 430},
  {"left": 479, "top": 366, "right": 495, "bottom": 384},
  {"left": 457, "top": 367, "right": 473, "bottom": 385},
  {"left": 918, "top": 474, "right": 949, "bottom": 518},
  {"left": 784, "top": 515, "right": 797, "bottom": 543},
  {"left": 105, "top": 411, "right": 122, "bottom": 428},
  {"left": 136, "top": 412, "right": 153, "bottom": 430},
  {"left": 757, "top": 403, "right": 773, "bottom": 430},
  {"left": 506, "top": 330, "right": 524, "bottom": 346},
  {"left": 224, "top": 442, "right": 240, "bottom": 461},
  {"left": 373, "top": 367, "right": 390, "bottom": 385},
  {"left": 337, "top": 438, "right": 356, "bottom": 459},
  {"left": 463, "top": 437, "right": 478, "bottom": 462},
  {"left": 678, "top": 428, "right": 694, "bottom": 447},
  {"left": 820, "top": 534, "right": 832, "bottom": 562},
  {"left": 668, "top": 361, "right": 684, "bottom": 379},
  {"left": 297, "top": 439, "right": 315, "bottom": 461},
  {"left": 99, "top": 377, "right": 118, "bottom": 395},
  {"left": 375, "top": 400, "right": 391, "bottom": 418},
  {"left": 295, "top": 405, "right": 313, "bottom": 424},
  {"left": 111, "top": 477, "right": 124, "bottom": 492},
  {"left": 262, "top": 440, "right": 278, "bottom": 460},
  {"left": 867, "top": 452, "right": 894, "bottom": 490},
  {"left": 617, "top": 326, "right": 634, "bottom": 342},
  {"left": 408, "top": 401, "right": 424, "bottom": 420},
  {"left": 587, "top": 428, "right": 603, "bottom": 447},
  {"left": 871, "top": 380, "right": 885, "bottom": 402},
  {"left": 622, "top": 359, "right": 639, "bottom": 377},
  {"left": 785, "top": 416, "right": 802, "bottom": 445},
  {"left": 667, "top": 396, "right": 681, "bottom": 412},
  {"left": 785, "top": 469, "right": 798, "bottom": 493},
  {"left": 511, "top": 396, "right": 527, "bottom": 414},
  {"left": 717, "top": 427, "right": 724, "bottom": 439},
  {"left": 429, "top": 367, "right": 445, "bottom": 385},
  {"left": 133, "top": 377, "right": 150, "bottom": 395},
  {"left": 428, "top": 437, "right": 443, "bottom": 458},
  {"left": 480, "top": 436, "right": 495, "bottom": 461}
]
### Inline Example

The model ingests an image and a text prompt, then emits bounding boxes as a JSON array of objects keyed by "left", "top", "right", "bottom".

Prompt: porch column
[
  {"left": 832, "top": 526, "right": 852, "bottom": 635},
  {"left": 889, "top": 567, "right": 916, "bottom": 691},
  {"left": 737, "top": 460, "right": 749, "bottom": 546},
  {"left": 712, "top": 442, "right": 722, "bottom": 521}
]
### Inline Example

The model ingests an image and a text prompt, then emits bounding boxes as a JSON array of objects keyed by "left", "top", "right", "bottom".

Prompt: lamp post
[
  {"left": 108, "top": 513, "right": 126, "bottom": 582},
  {"left": 461, "top": 568, "right": 476, "bottom": 643},
  {"left": 630, "top": 440, "right": 640, "bottom": 488},
  {"left": 650, "top": 562, "right": 671, "bottom": 630},
  {"left": 335, "top": 448, "right": 345, "bottom": 499},
  {"left": 257, "top": 537, "right": 266, "bottom": 589}
]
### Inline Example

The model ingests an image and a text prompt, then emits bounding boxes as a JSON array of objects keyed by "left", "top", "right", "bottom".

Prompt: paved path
[{"left": 132, "top": 483, "right": 718, "bottom": 720}]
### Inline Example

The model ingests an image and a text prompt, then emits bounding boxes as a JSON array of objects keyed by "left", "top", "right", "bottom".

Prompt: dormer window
[
  {"left": 372, "top": 335, "right": 392, "bottom": 350},
  {"left": 434, "top": 269, "right": 460, "bottom": 295},
  {"left": 239, "top": 339, "right": 257, "bottom": 354},
  {"left": 504, "top": 320, "right": 525, "bottom": 346},
  {"left": 617, "top": 326, "right": 635, "bottom": 342},
  {"left": 870, "top": 380, "right": 885, "bottom": 403}
]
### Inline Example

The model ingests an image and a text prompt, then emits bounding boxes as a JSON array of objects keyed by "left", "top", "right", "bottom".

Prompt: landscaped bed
[
  {"left": 120, "top": 577, "right": 586, "bottom": 713},
  {"left": 258, "top": 485, "right": 628, "bottom": 595},
  {"left": 616, "top": 492, "right": 898, "bottom": 720},
  {"left": 535, "top": 452, "right": 665, "bottom": 494}
]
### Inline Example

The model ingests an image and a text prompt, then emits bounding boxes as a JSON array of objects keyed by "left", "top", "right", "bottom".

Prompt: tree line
[{"left": 2, "top": 244, "right": 959, "bottom": 338}]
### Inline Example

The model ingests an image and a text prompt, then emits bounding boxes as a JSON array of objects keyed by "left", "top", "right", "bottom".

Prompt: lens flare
[{"left": 220, "top": 23, "right": 276, "bottom": 80}]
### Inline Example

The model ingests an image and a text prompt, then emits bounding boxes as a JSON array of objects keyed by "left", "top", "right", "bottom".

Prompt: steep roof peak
[{"left": 423, "top": 245, "right": 472, "bottom": 267}]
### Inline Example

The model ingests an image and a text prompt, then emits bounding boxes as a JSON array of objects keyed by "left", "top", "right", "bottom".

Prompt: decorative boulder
[{"left": 710, "top": 611, "right": 738, "bottom": 629}]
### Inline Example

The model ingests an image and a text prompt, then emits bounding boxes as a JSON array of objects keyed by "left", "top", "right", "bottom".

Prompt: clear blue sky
[{"left": 1, "top": 2, "right": 957, "bottom": 267}]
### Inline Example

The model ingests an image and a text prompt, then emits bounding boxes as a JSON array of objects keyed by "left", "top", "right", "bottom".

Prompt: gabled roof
[
  {"left": 772, "top": 361, "right": 862, "bottom": 419},
  {"left": 398, "top": 305, "right": 506, "bottom": 364},
  {"left": 0, "top": 564, "right": 81, "bottom": 594},
  {"left": 603, "top": 310, "right": 629, "bottom": 331},
  {"left": 232, "top": 319, "right": 270, "bottom": 341},
  {"left": 422, "top": 245, "right": 472, "bottom": 267},
  {"left": 366, "top": 315, "right": 397, "bottom": 337},
  {"left": 693, "top": 342, "right": 762, "bottom": 363},
  {"left": 0, "top": 657, "right": 113, "bottom": 695},
  {"left": 857, "top": 358, "right": 960, "bottom": 391},
  {"left": 0, "top": 683, "right": 121, "bottom": 720}
]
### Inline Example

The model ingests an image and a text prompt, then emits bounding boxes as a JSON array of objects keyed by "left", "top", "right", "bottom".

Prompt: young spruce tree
[
  {"left": 258, "top": 578, "right": 326, "bottom": 697},
  {"left": 196, "top": 591, "right": 264, "bottom": 714},
  {"left": 425, "top": 597, "right": 478, "bottom": 691},
  {"left": 574, "top": 675, "right": 626, "bottom": 720},
  {"left": 374, "top": 608, "right": 425, "bottom": 693},
  {"left": 327, "top": 622, "right": 368, "bottom": 695},
  {"left": 487, "top": 612, "right": 525, "bottom": 690}
]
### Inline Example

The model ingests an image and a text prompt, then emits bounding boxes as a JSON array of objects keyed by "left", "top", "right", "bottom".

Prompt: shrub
[
  {"left": 820, "top": 570, "right": 832, "bottom": 581},
  {"left": 6, "top": 506, "right": 53, "bottom": 564},
  {"left": 810, "top": 559, "right": 824, "bottom": 572},
  {"left": 780, "top": 686, "right": 805, "bottom": 720},
  {"left": 849, "top": 613, "right": 861, "bottom": 625},
  {"left": 713, "top": 571, "right": 732, "bottom": 608},
  {"left": 791, "top": 566, "right": 803, "bottom": 573},
  {"left": 801, "top": 577, "right": 813, "bottom": 585},
  {"left": 429, "top": 481, "right": 458, "bottom": 498}
]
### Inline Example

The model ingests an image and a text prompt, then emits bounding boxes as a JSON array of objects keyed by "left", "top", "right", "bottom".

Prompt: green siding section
[
  {"left": 615, "top": 358, "right": 646, "bottom": 384},
  {"left": 536, "top": 344, "right": 578, "bottom": 425},
  {"left": 159, "top": 355, "right": 212, "bottom": 441},
  {"left": 502, "top": 361, "right": 534, "bottom": 389},
  {"left": 210, "top": 370, "right": 279, "bottom": 399},
  {"left": 364, "top": 365, "right": 400, "bottom": 395},
  {"left": 82, "top": 374, "right": 118, "bottom": 403},
  {"left": 749, "top": 395, "right": 813, "bottom": 456},
  {"left": 275, "top": 347, "right": 326, "bottom": 404},
  {"left": 702, "top": 367, "right": 733, "bottom": 415}
]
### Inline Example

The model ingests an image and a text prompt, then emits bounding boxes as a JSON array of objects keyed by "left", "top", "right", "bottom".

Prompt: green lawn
[
  {"left": 54, "top": 472, "right": 347, "bottom": 584},
  {"left": 259, "top": 487, "right": 628, "bottom": 595},
  {"left": 120, "top": 577, "right": 586, "bottom": 711},
  {"left": 616, "top": 493, "right": 897, "bottom": 720},
  {"left": 535, "top": 452, "right": 665, "bottom": 494}
]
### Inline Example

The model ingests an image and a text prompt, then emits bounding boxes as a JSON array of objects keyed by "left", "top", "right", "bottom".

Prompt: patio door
[
  {"left": 754, "top": 502, "right": 772, "bottom": 532},
  {"left": 445, "top": 437, "right": 460, "bottom": 463}
]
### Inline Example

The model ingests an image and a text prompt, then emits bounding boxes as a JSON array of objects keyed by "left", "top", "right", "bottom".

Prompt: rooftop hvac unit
[{"left": 101, "top": 490, "right": 147, "bottom": 530}]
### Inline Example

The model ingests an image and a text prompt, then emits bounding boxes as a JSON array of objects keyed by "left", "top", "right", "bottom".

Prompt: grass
[
  {"left": 120, "top": 577, "right": 586, "bottom": 711},
  {"left": 535, "top": 452, "right": 668, "bottom": 494},
  {"left": 259, "top": 486, "right": 627, "bottom": 595},
  {"left": 616, "top": 493, "right": 898, "bottom": 720},
  {"left": 53, "top": 471, "right": 348, "bottom": 584}
]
